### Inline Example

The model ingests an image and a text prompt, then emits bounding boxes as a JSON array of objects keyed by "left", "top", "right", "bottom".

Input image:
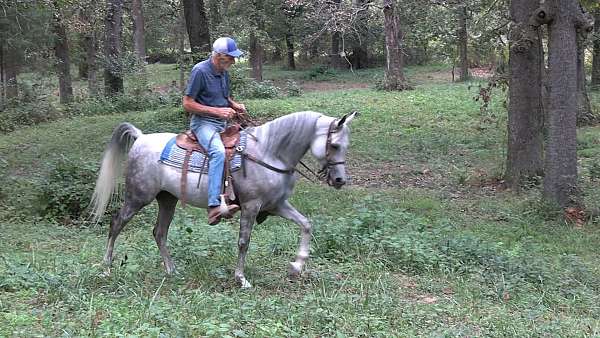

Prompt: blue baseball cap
[{"left": 213, "top": 37, "right": 243, "bottom": 58}]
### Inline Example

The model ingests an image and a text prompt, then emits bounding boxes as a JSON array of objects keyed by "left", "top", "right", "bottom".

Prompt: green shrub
[
  {"left": 283, "top": 79, "right": 303, "bottom": 97},
  {"left": 305, "top": 65, "right": 337, "bottom": 81},
  {"left": 0, "top": 90, "right": 181, "bottom": 134},
  {"left": 37, "top": 156, "right": 113, "bottom": 225},
  {"left": 239, "top": 80, "right": 280, "bottom": 99},
  {"left": 229, "top": 65, "right": 281, "bottom": 99}
]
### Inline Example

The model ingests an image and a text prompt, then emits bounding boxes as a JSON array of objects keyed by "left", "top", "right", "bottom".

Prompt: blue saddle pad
[{"left": 159, "top": 131, "right": 247, "bottom": 174}]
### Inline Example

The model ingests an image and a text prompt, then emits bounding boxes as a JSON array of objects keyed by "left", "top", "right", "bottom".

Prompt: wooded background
[{"left": 1, "top": 0, "right": 600, "bottom": 209}]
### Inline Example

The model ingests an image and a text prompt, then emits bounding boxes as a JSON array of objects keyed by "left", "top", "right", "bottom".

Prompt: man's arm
[
  {"left": 182, "top": 96, "right": 235, "bottom": 119},
  {"left": 228, "top": 97, "right": 246, "bottom": 113}
]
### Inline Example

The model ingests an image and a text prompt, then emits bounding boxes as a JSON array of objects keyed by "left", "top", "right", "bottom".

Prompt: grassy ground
[{"left": 2, "top": 63, "right": 600, "bottom": 336}]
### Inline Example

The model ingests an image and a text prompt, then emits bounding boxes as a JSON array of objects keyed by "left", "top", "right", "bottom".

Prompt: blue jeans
[{"left": 191, "top": 118, "right": 226, "bottom": 207}]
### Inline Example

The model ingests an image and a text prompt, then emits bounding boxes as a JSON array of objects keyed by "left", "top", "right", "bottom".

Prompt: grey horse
[{"left": 90, "top": 111, "right": 357, "bottom": 287}]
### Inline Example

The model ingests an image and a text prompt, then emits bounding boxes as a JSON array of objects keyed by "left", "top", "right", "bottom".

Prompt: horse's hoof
[
  {"left": 236, "top": 275, "right": 252, "bottom": 288},
  {"left": 100, "top": 267, "right": 111, "bottom": 277},
  {"left": 288, "top": 262, "right": 302, "bottom": 280},
  {"left": 164, "top": 262, "right": 177, "bottom": 276}
]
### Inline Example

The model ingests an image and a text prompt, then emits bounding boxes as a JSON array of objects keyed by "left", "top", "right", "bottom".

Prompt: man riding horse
[{"left": 182, "top": 37, "right": 245, "bottom": 225}]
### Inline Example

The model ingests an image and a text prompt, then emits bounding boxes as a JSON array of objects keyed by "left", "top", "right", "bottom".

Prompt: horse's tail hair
[{"left": 89, "top": 122, "right": 143, "bottom": 224}]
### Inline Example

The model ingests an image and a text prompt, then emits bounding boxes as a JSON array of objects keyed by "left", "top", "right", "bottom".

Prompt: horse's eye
[{"left": 330, "top": 144, "right": 340, "bottom": 150}]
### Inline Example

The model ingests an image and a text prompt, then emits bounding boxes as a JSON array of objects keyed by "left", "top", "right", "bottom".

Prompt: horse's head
[{"left": 311, "top": 111, "right": 359, "bottom": 189}]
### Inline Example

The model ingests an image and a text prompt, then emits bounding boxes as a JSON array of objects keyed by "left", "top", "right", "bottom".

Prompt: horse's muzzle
[{"left": 329, "top": 177, "right": 346, "bottom": 189}]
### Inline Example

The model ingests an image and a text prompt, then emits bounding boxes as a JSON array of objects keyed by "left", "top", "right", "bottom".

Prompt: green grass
[{"left": 2, "top": 64, "right": 600, "bottom": 336}]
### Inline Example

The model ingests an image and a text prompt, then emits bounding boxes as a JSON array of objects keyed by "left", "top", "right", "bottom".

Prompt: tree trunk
[
  {"left": 179, "top": 6, "right": 186, "bottom": 93},
  {"left": 104, "top": 0, "right": 124, "bottom": 95},
  {"left": 78, "top": 36, "right": 88, "bottom": 79},
  {"left": 52, "top": 1, "right": 73, "bottom": 104},
  {"left": 505, "top": 0, "right": 545, "bottom": 189},
  {"left": 457, "top": 4, "right": 469, "bottom": 81},
  {"left": 272, "top": 44, "right": 283, "bottom": 62},
  {"left": 383, "top": 0, "right": 410, "bottom": 91},
  {"left": 329, "top": 0, "right": 343, "bottom": 68},
  {"left": 593, "top": 11, "right": 600, "bottom": 89},
  {"left": 182, "top": 0, "right": 211, "bottom": 55},
  {"left": 85, "top": 33, "right": 98, "bottom": 97},
  {"left": 330, "top": 31, "right": 343, "bottom": 68},
  {"left": 285, "top": 33, "right": 295, "bottom": 70},
  {"left": 0, "top": 38, "right": 5, "bottom": 103},
  {"left": 577, "top": 39, "right": 594, "bottom": 125},
  {"left": 208, "top": 0, "right": 221, "bottom": 28},
  {"left": 310, "top": 42, "right": 318, "bottom": 59},
  {"left": 351, "top": 0, "right": 369, "bottom": 69},
  {"left": 543, "top": 0, "right": 592, "bottom": 208},
  {"left": 131, "top": 0, "right": 145, "bottom": 62},
  {"left": 249, "top": 33, "right": 263, "bottom": 81},
  {"left": 4, "top": 47, "right": 18, "bottom": 99}
]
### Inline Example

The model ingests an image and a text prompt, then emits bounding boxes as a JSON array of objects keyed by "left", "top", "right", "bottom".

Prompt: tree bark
[
  {"left": 285, "top": 33, "right": 296, "bottom": 70},
  {"left": 4, "top": 47, "right": 18, "bottom": 99},
  {"left": 78, "top": 36, "right": 88, "bottom": 79},
  {"left": 543, "top": 0, "right": 592, "bottom": 208},
  {"left": 182, "top": 0, "right": 211, "bottom": 55},
  {"left": 85, "top": 33, "right": 98, "bottom": 97},
  {"left": 592, "top": 11, "right": 600, "bottom": 89},
  {"left": 208, "top": 0, "right": 221, "bottom": 28},
  {"left": 52, "top": 1, "right": 73, "bottom": 104},
  {"left": 104, "top": 0, "right": 124, "bottom": 95},
  {"left": 577, "top": 39, "right": 594, "bottom": 125},
  {"left": 383, "top": 0, "right": 410, "bottom": 91},
  {"left": 131, "top": 0, "right": 145, "bottom": 62},
  {"left": 179, "top": 6, "right": 186, "bottom": 93},
  {"left": 330, "top": 31, "right": 343, "bottom": 68},
  {"left": 505, "top": 0, "right": 545, "bottom": 189},
  {"left": 329, "top": 0, "right": 343, "bottom": 68},
  {"left": 310, "top": 42, "right": 318, "bottom": 59},
  {"left": 272, "top": 44, "right": 283, "bottom": 62},
  {"left": 0, "top": 38, "right": 5, "bottom": 103},
  {"left": 249, "top": 32, "right": 263, "bottom": 81},
  {"left": 457, "top": 4, "right": 469, "bottom": 81},
  {"left": 351, "top": 0, "right": 369, "bottom": 69}
]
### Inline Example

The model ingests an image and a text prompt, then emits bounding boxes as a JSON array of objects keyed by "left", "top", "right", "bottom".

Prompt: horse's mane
[{"left": 254, "top": 111, "right": 322, "bottom": 163}]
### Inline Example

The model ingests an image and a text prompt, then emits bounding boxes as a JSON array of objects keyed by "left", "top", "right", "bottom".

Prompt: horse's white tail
[{"left": 89, "top": 122, "right": 143, "bottom": 224}]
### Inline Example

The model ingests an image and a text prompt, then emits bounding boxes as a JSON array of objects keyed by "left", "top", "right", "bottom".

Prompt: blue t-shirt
[{"left": 185, "top": 58, "right": 231, "bottom": 127}]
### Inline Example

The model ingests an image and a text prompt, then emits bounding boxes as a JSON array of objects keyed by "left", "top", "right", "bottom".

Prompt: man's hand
[
  {"left": 214, "top": 107, "right": 237, "bottom": 120},
  {"left": 231, "top": 102, "right": 247, "bottom": 114}
]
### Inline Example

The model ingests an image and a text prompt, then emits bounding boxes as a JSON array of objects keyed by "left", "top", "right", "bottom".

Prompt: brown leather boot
[{"left": 207, "top": 204, "right": 241, "bottom": 225}]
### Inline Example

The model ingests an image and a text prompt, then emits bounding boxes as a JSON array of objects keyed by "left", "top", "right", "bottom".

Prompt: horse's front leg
[
  {"left": 235, "top": 201, "right": 260, "bottom": 288},
  {"left": 273, "top": 200, "right": 312, "bottom": 279}
]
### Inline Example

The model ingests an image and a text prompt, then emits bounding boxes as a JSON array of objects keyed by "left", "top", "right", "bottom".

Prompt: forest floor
[{"left": 2, "top": 62, "right": 600, "bottom": 336}]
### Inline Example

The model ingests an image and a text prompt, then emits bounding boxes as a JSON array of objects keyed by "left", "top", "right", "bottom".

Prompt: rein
[{"left": 233, "top": 111, "right": 342, "bottom": 183}]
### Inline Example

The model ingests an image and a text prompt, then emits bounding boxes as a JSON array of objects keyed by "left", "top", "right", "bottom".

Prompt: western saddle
[{"left": 174, "top": 124, "right": 242, "bottom": 207}]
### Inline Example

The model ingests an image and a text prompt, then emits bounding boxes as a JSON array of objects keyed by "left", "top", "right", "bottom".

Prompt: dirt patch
[
  {"left": 300, "top": 81, "right": 371, "bottom": 92},
  {"left": 346, "top": 160, "right": 504, "bottom": 197},
  {"left": 347, "top": 160, "right": 444, "bottom": 190},
  {"left": 470, "top": 67, "right": 494, "bottom": 79},
  {"left": 410, "top": 70, "right": 454, "bottom": 85}
]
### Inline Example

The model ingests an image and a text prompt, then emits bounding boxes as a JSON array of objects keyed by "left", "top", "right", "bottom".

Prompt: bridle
[
  {"left": 235, "top": 113, "right": 345, "bottom": 184},
  {"left": 317, "top": 119, "right": 345, "bottom": 183}
]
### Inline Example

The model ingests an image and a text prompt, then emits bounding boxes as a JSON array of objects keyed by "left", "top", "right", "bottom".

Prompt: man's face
[{"left": 215, "top": 53, "right": 235, "bottom": 71}]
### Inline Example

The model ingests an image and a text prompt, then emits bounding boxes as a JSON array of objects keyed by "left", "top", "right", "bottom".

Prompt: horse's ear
[
  {"left": 338, "top": 111, "right": 359, "bottom": 128},
  {"left": 337, "top": 114, "right": 348, "bottom": 128}
]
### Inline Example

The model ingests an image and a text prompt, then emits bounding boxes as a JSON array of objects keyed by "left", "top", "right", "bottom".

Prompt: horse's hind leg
[
  {"left": 103, "top": 197, "right": 149, "bottom": 267},
  {"left": 153, "top": 191, "right": 178, "bottom": 275}
]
